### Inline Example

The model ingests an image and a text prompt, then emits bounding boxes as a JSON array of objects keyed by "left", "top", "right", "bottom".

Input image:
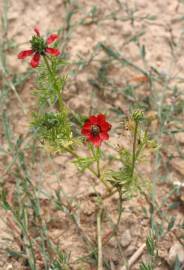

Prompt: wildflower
[
  {"left": 81, "top": 114, "right": 111, "bottom": 147},
  {"left": 17, "top": 27, "right": 60, "bottom": 68}
]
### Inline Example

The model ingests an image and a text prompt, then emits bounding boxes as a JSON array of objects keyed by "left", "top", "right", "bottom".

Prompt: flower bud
[{"left": 132, "top": 110, "right": 144, "bottom": 122}]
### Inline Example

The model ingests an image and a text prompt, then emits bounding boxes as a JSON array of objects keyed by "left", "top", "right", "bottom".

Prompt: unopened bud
[{"left": 132, "top": 110, "right": 144, "bottom": 122}]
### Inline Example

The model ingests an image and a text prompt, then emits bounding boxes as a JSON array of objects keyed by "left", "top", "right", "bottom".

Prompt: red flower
[
  {"left": 17, "top": 27, "right": 60, "bottom": 68},
  {"left": 81, "top": 114, "right": 111, "bottom": 147}
]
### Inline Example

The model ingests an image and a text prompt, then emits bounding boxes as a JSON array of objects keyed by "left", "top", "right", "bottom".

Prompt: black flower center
[
  {"left": 30, "top": 36, "right": 47, "bottom": 55},
  {"left": 91, "top": 125, "right": 101, "bottom": 136}
]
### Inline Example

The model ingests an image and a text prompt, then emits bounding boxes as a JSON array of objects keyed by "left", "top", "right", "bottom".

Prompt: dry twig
[
  {"left": 97, "top": 207, "right": 103, "bottom": 270},
  {"left": 120, "top": 243, "right": 146, "bottom": 270}
]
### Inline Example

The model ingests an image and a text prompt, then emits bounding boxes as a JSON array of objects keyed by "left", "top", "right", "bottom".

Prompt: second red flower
[{"left": 81, "top": 114, "right": 111, "bottom": 147}]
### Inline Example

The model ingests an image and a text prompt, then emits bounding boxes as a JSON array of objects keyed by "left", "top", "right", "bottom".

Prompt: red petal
[
  {"left": 81, "top": 119, "right": 91, "bottom": 136},
  {"left": 17, "top": 50, "right": 33, "bottom": 59},
  {"left": 34, "top": 26, "right": 40, "bottom": 36},
  {"left": 88, "top": 134, "right": 101, "bottom": 146},
  {"left": 81, "top": 127, "right": 91, "bottom": 136},
  {"left": 30, "top": 52, "right": 40, "bottom": 68},
  {"left": 97, "top": 114, "right": 106, "bottom": 122},
  {"left": 100, "top": 121, "right": 112, "bottom": 132},
  {"left": 82, "top": 121, "right": 91, "bottom": 129},
  {"left": 100, "top": 132, "right": 109, "bottom": 140},
  {"left": 46, "top": 47, "right": 60, "bottom": 56},
  {"left": 47, "top": 34, "right": 59, "bottom": 45},
  {"left": 88, "top": 115, "right": 98, "bottom": 125},
  {"left": 97, "top": 114, "right": 111, "bottom": 131}
]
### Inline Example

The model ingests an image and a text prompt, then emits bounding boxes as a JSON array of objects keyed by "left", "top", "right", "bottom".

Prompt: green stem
[
  {"left": 104, "top": 189, "right": 124, "bottom": 241},
  {"left": 43, "top": 55, "right": 52, "bottom": 75},
  {"left": 97, "top": 155, "right": 100, "bottom": 178},
  {"left": 131, "top": 121, "right": 138, "bottom": 178},
  {"left": 43, "top": 55, "right": 63, "bottom": 112},
  {"left": 91, "top": 145, "right": 101, "bottom": 178},
  {"left": 102, "top": 188, "right": 117, "bottom": 199},
  {"left": 13, "top": 211, "right": 36, "bottom": 270},
  {"left": 115, "top": 189, "right": 123, "bottom": 232}
]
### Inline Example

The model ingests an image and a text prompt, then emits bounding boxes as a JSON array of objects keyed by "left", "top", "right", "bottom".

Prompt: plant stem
[
  {"left": 97, "top": 207, "right": 103, "bottom": 270},
  {"left": 62, "top": 145, "right": 112, "bottom": 193},
  {"left": 43, "top": 55, "right": 63, "bottom": 112},
  {"left": 96, "top": 147, "right": 100, "bottom": 178},
  {"left": 102, "top": 189, "right": 124, "bottom": 244},
  {"left": 97, "top": 155, "right": 100, "bottom": 178},
  {"left": 102, "top": 188, "right": 117, "bottom": 199},
  {"left": 116, "top": 189, "right": 123, "bottom": 232},
  {"left": 131, "top": 121, "right": 138, "bottom": 178},
  {"left": 90, "top": 144, "right": 101, "bottom": 177}
]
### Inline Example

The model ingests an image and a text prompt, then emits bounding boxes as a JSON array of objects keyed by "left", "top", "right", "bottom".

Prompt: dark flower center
[
  {"left": 91, "top": 125, "right": 101, "bottom": 136},
  {"left": 30, "top": 36, "right": 47, "bottom": 54}
]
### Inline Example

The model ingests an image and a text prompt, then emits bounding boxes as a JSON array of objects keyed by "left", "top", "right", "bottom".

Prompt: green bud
[
  {"left": 132, "top": 110, "right": 144, "bottom": 122},
  {"left": 30, "top": 35, "right": 47, "bottom": 54}
]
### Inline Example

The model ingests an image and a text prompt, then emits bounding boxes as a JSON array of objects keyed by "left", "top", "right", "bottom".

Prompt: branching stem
[
  {"left": 64, "top": 146, "right": 112, "bottom": 192},
  {"left": 131, "top": 121, "right": 138, "bottom": 178}
]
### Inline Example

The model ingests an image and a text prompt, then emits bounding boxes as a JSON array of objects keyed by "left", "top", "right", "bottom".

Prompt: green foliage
[
  {"left": 140, "top": 231, "right": 158, "bottom": 270},
  {"left": 0, "top": 189, "right": 11, "bottom": 211},
  {"left": 34, "top": 56, "right": 67, "bottom": 107},
  {"left": 119, "top": 148, "right": 132, "bottom": 166},
  {"left": 151, "top": 219, "right": 164, "bottom": 238},
  {"left": 132, "top": 109, "right": 144, "bottom": 122},
  {"left": 0, "top": 143, "right": 70, "bottom": 270},
  {"left": 139, "top": 262, "right": 154, "bottom": 270},
  {"left": 104, "top": 165, "right": 137, "bottom": 192},
  {"left": 89, "top": 143, "right": 102, "bottom": 161},
  {"left": 73, "top": 157, "right": 95, "bottom": 172},
  {"left": 146, "top": 232, "right": 155, "bottom": 257},
  {"left": 167, "top": 216, "right": 176, "bottom": 231},
  {"left": 73, "top": 144, "right": 102, "bottom": 173},
  {"left": 104, "top": 112, "right": 156, "bottom": 195},
  {"left": 174, "top": 257, "right": 183, "bottom": 270},
  {"left": 49, "top": 246, "right": 70, "bottom": 270},
  {"left": 31, "top": 110, "right": 74, "bottom": 151}
]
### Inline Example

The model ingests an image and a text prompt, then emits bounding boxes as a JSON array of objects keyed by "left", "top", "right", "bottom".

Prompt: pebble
[
  {"left": 175, "top": 132, "right": 184, "bottom": 144},
  {"left": 168, "top": 242, "right": 184, "bottom": 266},
  {"left": 120, "top": 229, "right": 132, "bottom": 247},
  {"left": 171, "top": 158, "right": 184, "bottom": 176}
]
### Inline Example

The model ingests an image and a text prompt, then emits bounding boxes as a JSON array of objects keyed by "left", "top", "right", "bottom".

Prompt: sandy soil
[{"left": 0, "top": 0, "right": 184, "bottom": 269}]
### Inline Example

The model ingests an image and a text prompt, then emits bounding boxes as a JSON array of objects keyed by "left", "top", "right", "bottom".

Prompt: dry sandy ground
[{"left": 0, "top": 0, "right": 184, "bottom": 269}]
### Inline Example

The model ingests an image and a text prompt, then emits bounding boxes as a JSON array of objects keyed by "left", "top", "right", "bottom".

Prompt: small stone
[
  {"left": 120, "top": 229, "right": 132, "bottom": 247},
  {"left": 168, "top": 243, "right": 184, "bottom": 266},
  {"left": 130, "top": 225, "right": 141, "bottom": 237},
  {"left": 109, "top": 237, "right": 118, "bottom": 248},
  {"left": 175, "top": 132, "right": 184, "bottom": 144},
  {"left": 122, "top": 22, "right": 132, "bottom": 37},
  {"left": 8, "top": 11, "right": 19, "bottom": 20},
  {"left": 171, "top": 158, "right": 184, "bottom": 175},
  {"left": 80, "top": 200, "right": 95, "bottom": 216},
  {"left": 6, "top": 264, "right": 13, "bottom": 270}
]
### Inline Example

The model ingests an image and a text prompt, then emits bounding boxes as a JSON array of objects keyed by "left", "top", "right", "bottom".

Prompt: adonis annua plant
[{"left": 2, "top": 27, "right": 157, "bottom": 270}]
